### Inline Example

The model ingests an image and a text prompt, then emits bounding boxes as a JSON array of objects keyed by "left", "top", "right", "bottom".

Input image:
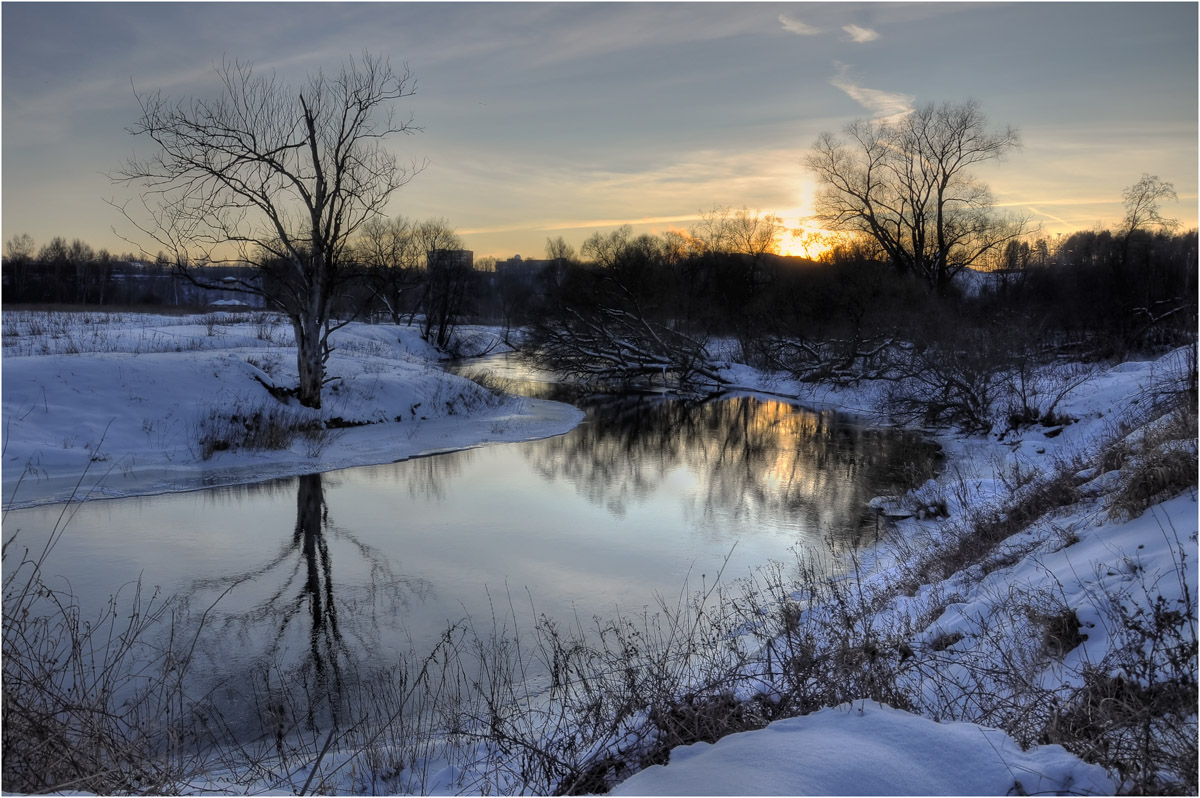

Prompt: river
[{"left": 2, "top": 356, "right": 938, "bottom": 744}]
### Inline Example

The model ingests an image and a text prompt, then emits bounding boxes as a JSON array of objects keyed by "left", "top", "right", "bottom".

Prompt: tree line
[
  {"left": 518, "top": 202, "right": 1194, "bottom": 385},
  {"left": 6, "top": 181, "right": 1195, "bottom": 384}
]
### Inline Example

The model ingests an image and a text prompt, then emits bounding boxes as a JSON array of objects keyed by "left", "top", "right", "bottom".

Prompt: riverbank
[
  {"left": 1, "top": 311, "right": 583, "bottom": 509},
  {"left": 609, "top": 342, "right": 1195, "bottom": 795},
  {"left": 2, "top": 311, "right": 1195, "bottom": 794}
]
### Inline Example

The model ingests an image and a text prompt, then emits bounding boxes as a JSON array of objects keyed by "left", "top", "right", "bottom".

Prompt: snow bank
[
  {"left": 1, "top": 313, "right": 583, "bottom": 508},
  {"left": 612, "top": 700, "right": 1114, "bottom": 796},
  {"left": 620, "top": 344, "right": 1194, "bottom": 796}
]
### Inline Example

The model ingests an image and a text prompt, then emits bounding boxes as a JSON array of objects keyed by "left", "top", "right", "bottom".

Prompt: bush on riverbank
[{"left": 2, "top": 492, "right": 199, "bottom": 793}]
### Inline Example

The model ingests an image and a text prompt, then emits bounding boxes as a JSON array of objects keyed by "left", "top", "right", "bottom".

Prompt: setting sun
[{"left": 777, "top": 222, "right": 835, "bottom": 260}]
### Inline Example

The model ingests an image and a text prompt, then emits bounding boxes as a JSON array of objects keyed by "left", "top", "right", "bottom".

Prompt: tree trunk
[{"left": 293, "top": 313, "right": 325, "bottom": 409}]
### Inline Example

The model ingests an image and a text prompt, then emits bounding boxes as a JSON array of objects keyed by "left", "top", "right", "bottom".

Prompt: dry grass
[
  {"left": 2, "top": 490, "right": 206, "bottom": 793},
  {"left": 193, "top": 399, "right": 341, "bottom": 460},
  {"left": 1105, "top": 403, "right": 1197, "bottom": 520}
]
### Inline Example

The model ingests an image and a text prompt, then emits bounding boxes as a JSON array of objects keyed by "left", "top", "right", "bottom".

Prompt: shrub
[
  {"left": 881, "top": 328, "right": 1008, "bottom": 433},
  {"left": 2, "top": 531, "right": 197, "bottom": 792},
  {"left": 1102, "top": 386, "right": 1198, "bottom": 520},
  {"left": 251, "top": 311, "right": 279, "bottom": 341},
  {"left": 193, "top": 399, "right": 341, "bottom": 460},
  {"left": 1050, "top": 532, "right": 1197, "bottom": 794}
]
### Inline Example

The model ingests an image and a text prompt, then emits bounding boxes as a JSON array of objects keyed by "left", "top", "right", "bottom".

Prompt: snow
[
  {"left": 628, "top": 343, "right": 1195, "bottom": 797},
  {"left": 611, "top": 700, "right": 1114, "bottom": 796},
  {"left": 2, "top": 310, "right": 1195, "bottom": 795},
  {"left": 648, "top": 340, "right": 1190, "bottom": 792},
  {"left": 2, "top": 312, "right": 583, "bottom": 508}
]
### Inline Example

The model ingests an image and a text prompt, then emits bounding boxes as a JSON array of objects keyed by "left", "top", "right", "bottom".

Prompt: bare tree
[
  {"left": 659, "top": 229, "right": 695, "bottom": 265},
  {"left": 414, "top": 219, "right": 469, "bottom": 348},
  {"left": 688, "top": 206, "right": 783, "bottom": 258},
  {"left": 413, "top": 217, "right": 462, "bottom": 261},
  {"left": 580, "top": 225, "right": 635, "bottom": 269},
  {"left": 3, "top": 233, "right": 36, "bottom": 301},
  {"left": 356, "top": 215, "right": 422, "bottom": 324},
  {"left": 114, "top": 54, "right": 421, "bottom": 408},
  {"left": 1121, "top": 173, "right": 1178, "bottom": 238},
  {"left": 686, "top": 206, "right": 784, "bottom": 307},
  {"left": 1117, "top": 174, "right": 1187, "bottom": 341},
  {"left": 525, "top": 295, "right": 724, "bottom": 390},
  {"left": 5, "top": 233, "right": 35, "bottom": 262},
  {"left": 722, "top": 208, "right": 784, "bottom": 259},
  {"left": 807, "top": 100, "right": 1028, "bottom": 295},
  {"left": 527, "top": 227, "right": 726, "bottom": 391},
  {"left": 545, "top": 235, "right": 577, "bottom": 263}
]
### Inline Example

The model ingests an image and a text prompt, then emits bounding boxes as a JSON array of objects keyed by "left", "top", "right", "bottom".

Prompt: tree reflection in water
[
  {"left": 183, "top": 472, "right": 431, "bottom": 741},
  {"left": 529, "top": 395, "right": 939, "bottom": 546},
  {"left": 352, "top": 445, "right": 467, "bottom": 501}
]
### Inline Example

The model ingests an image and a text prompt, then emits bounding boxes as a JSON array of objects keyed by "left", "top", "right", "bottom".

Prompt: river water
[{"left": 3, "top": 358, "right": 938, "bottom": 741}]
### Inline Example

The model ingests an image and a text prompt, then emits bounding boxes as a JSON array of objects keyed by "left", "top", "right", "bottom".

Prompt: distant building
[
  {"left": 495, "top": 255, "right": 566, "bottom": 287},
  {"left": 427, "top": 249, "right": 473, "bottom": 271}
]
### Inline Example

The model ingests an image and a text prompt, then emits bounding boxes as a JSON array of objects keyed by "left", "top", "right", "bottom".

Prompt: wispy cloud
[
  {"left": 1025, "top": 206, "right": 1072, "bottom": 227},
  {"left": 460, "top": 214, "right": 703, "bottom": 236},
  {"left": 995, "top": 197, "right": 1124, "bottom": 208},
  {"left": 445, "top": 146, "right": 810, "bottom": 250},
  {"left": 779, "top": 14, "right": 821, "bottom": 36},
  {"left": 830, "top": 64, "right": 913, "bottom": 122},
  {"left": 842, "top": 24, "right": 880, "bottom": 43},
  {"left": 778, "top": 16, "right": 881, "bottom": 42}
]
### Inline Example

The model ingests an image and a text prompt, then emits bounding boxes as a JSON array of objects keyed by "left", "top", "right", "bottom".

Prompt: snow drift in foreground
[
  {"left": 1, "top": 313, "right": 582, "bottom": 508},
  {"left": 612, "top": 700, "right": 1114, "bottom": 796}
]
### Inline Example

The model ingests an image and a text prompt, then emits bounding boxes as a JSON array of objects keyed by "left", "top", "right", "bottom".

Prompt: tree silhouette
[
  {"left": 115, "top": 53, "right": 422, "bottom": 408},
  {"left": 808, "top": 100, "right": 1028, "bottom": 295}
]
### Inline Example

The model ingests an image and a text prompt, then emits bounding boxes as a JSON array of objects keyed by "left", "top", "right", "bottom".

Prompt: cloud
[
  {"left": 779, "top": 14, "right": 821, "bottom": 36},
  {"left": 995, "top": 197, "right": 1123, "bottom": 208},
  {"left": 460, "top": 214, "right": 702, "bottom": 236},
  {"left": 779, "top": 15, "right": 881, "bottom": 42},
  {"left": 842, "top": 24, "right": 880, "bottom": 43},
  {"left": 442, "top": 146, "right": 810, "bottom": 249},
  {"left": 1025, "top": 206, "right": 1072, "bottom": 227},
  {"left": 830, "top": 64, "right": 914, "bottom": 122}
]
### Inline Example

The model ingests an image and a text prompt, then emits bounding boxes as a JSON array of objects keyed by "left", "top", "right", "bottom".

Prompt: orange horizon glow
[{"left": 777, "top": 222, "right": 836, "bottom": 260}]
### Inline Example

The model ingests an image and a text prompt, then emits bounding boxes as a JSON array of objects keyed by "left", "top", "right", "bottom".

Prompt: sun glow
[
  {"left": 772, "top": 190, "right": 835, "bottom": 260},
  {"left": 777, "top": 221, "right": 835, "bottom": 260}
]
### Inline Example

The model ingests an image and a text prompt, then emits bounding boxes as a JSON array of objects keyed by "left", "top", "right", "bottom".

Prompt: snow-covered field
[
  {"left": 2, "top": 310, "right": 1195, "bottom": 795},
  {"left": 1, "top": 311, "right": 582, "bottom": 508}
]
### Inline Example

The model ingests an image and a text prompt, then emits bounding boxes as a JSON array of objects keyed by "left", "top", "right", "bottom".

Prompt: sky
[{"left": 3, "top": 1, "right": 1197, "bottom": 260}]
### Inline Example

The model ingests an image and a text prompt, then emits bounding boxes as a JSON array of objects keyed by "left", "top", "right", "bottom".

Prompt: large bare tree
[
  {"left": 807, "top": 100, "right": 1028, "bottom": 295},
  {"left": 115, "top": 54, "right": 421, "bottom": 408}
]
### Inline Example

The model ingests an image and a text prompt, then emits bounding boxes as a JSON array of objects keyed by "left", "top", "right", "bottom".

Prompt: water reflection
[
  {"left": 530, "top": 395, "right": 937, "bottom": 544},
  {"left": 184, "top": 472, "right": 431, "bottom": 734},
  {"left": 4, "top": 382, "right": 939, "bottom": 746}
]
